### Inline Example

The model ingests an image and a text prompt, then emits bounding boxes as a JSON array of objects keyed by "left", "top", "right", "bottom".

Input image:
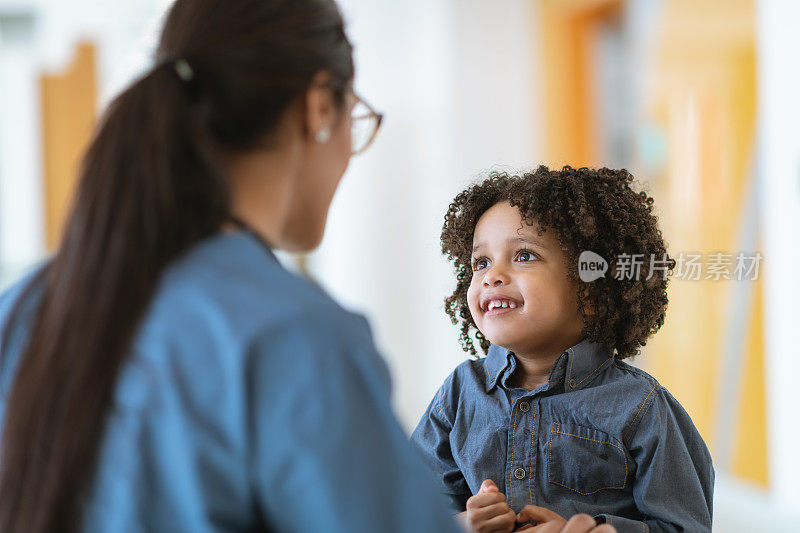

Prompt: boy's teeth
[{"left": 486, "top": 299, "right": 519, "bottom": 311}]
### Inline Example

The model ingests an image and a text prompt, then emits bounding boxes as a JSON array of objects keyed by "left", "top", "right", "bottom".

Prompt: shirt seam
[
  {"left": 623, "top": 383, "right": 658, "bottom": 443},
  {"left": 437, "top": 387, "right": 448, "bottom": 425},
  {"left": 566, "top": 348, "right": 575, "bottom": 385},
  {"left": 571, "top": 357, "right": 613, "bottom": 390},
  {"left": 612, "top": 360, "right": 658, "bottom": 382},
  {"left": 528, "top": 402, "right": 537, "bottom": 505},
  {"left": 484, "top": 360, "right": 502, "bottom": 390}
]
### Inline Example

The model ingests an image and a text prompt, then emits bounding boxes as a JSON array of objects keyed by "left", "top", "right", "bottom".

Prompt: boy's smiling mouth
[{"left": 480, "top": 295, "right": 523, "bottom": 316}]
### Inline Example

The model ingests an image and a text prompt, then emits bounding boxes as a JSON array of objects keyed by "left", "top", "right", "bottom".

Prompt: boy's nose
[{"left": 482, "top": 268, "right": 509, "bottom": 287}]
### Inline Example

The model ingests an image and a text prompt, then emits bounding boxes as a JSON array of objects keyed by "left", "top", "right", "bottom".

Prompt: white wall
[
  {"left": 309, "top": 0, "right": 541, "bottom": 430},
  {"left": 757, "top": 0, "right": 800, "bottom": 514},
  {"left": 0, "top": 7, "right": 44, "bottom": 285},
  {"left": 711, "top": 1, "right": 800, "bottom": 529},
  {"left": 0, "top": 0, "right": 168, "bottom": 289}
]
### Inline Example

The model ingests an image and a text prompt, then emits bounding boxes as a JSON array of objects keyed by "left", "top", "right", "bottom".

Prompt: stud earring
[{"left": 315, "top": 128, "right": 331, "bottom": 143}]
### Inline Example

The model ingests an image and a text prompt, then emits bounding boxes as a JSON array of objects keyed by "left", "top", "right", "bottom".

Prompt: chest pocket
[{"left": 547, "top": 422, "right": 628, "bottom": 495}]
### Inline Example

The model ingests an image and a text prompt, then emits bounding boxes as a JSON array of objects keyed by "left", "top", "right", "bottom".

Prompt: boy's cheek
[
  {"left": 466, "top": 287, "right": 481, "bottom": 320},
  {"left": 467, "top": 304, "right": 482, "bottom": 327}
]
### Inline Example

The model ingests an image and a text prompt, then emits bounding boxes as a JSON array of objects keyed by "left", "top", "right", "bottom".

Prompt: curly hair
[{"left": 441, "top": 165, "right": 674, "bottom": 359}]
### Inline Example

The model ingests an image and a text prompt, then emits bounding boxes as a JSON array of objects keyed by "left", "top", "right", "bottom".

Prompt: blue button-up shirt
[
  {"left": 411, "top": 339, "right": 714, "bottom": 533},
  {"left": 0, "top": 230, "right": 462, "bottom": 533}
]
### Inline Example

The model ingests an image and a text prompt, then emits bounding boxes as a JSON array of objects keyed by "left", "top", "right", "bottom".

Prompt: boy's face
[{"left": 467, "top": 202, "right": 584, "bottom": 357}]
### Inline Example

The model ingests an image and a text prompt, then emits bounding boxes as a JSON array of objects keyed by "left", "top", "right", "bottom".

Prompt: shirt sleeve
[
  {"left": 246, "top": 309, "right": 464, "bottom": 533},
  {"left": 595, "top": 385, "right": 715, "bottom": 533},
  {"left": 410, "top": 371, "right": 471, "bottom": 514}
]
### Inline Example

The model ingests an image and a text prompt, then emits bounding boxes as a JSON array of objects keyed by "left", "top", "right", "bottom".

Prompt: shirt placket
[{"left": 504, "top": 394, "right": 536, "bottom": 512}]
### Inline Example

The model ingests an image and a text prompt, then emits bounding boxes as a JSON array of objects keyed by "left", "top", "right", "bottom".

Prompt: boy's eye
[
  {"left": 516, "top": 250, "right": 538, "bottom": 262},
  {"left": 473, "top": 258, "right": 489, "bottom": 271}
]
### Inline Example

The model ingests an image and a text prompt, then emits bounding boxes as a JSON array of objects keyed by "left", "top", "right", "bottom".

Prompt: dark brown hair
[
  {"left": 0, "top": 1, "right": 352, "bottom": 531},
  {"left": 441, "top": 165, "right": 674, "bottom": 359}
]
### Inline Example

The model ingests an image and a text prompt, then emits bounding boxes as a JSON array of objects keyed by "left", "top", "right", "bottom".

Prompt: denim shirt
[
  {"left": 0, "top": 231, "right": 462, "bottom": 533},
  {"left": 411, "top": 339, "right": 714, "bottom": 533}
]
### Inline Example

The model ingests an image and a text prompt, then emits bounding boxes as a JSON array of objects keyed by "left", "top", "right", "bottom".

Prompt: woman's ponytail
[{"left": 0, "top": 59, "right": 227, "bottom": 533}]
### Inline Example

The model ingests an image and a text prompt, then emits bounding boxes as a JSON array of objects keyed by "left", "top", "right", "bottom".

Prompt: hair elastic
[{"left": 173, "top": 59, "right": 194, "bottom": 82}]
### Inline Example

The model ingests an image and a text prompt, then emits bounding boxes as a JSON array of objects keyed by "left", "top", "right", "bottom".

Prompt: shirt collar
[
  {"left": 483, "top": 344, "right": 514, "bottom": 391},
  {"left": 483, "top": 338, "right": 613, "bottom": 393}
]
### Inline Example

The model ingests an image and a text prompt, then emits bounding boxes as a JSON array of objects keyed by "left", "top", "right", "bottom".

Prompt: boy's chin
[
  {"left": 482, "top": 330, "right": 549, "bottom": 355},
  {"left": 482, "top": 332, "right": 521, "bottom": 352},
  {"left": 479, "top": 322, "right": 552, "bottom": 354}
]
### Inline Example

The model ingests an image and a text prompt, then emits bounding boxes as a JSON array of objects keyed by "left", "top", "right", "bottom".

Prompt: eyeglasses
[{"left": 350, "top": 93, "right": 383, "bottom": 155}]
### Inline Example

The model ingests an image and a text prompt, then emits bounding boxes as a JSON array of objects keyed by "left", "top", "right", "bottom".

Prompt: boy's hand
[
  {"left": 514, "top": 505, "right": 617, "bottom": 532},
  {"left": 460, "top": 479, "right": 516, "bottom": 533}
]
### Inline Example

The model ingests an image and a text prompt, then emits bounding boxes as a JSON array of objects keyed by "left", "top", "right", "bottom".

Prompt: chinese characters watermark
[{"left": 578, "top": 251, "right": 763, "bottom": 282}]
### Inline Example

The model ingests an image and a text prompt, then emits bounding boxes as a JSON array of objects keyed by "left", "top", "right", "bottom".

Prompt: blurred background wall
[{"left": 0, "top": 0, "right": 797, "bottom": 529}]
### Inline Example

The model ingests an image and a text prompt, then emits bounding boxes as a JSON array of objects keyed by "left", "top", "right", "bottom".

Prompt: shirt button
[
  {"left": 514, "top": 467, "right": 526, "bottom": 479},
  {"left": 519, "top": 401, "right": 530, "bottom": 412},
  {"left": 568, "top": 379, "right": 577, "bottom": 389}
]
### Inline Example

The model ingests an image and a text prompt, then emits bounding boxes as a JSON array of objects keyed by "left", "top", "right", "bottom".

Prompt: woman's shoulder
[
  {"left": 166, "top": 231, "right": 339, "bottom": 304},
  {"left": 146, "top": 231, "right": 358, "bottom": 341},
  {"left": 116, "top": 231, "right": 384, "bottom": 413},
  {"left": 0, "top": 264, "right": 48, "bottom": 393},
  {"left": 0, "top": 263, "right": 47, "bottom": 319}
]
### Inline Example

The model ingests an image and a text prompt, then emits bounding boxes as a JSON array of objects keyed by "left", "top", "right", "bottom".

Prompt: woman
[{"left": 0, "top": 1, "right": 616, "bottom": 531}]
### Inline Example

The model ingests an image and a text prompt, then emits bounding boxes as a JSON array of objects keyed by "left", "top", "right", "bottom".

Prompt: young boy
[{"left": 411, "top": 166, "right": 714, "bottom": 533}]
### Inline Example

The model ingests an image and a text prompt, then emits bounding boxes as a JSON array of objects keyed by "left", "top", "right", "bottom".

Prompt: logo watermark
[
  {"left": 578, "top": 251, "right": 763, "bottom": 282},
  {"left": 578, "top": 251, "right": 609, "bottom": 282}
]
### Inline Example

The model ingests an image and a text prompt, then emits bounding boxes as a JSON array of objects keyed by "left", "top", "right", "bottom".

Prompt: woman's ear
[{"left": 303, "top": 71, "right": 335, "bottom": 142}]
